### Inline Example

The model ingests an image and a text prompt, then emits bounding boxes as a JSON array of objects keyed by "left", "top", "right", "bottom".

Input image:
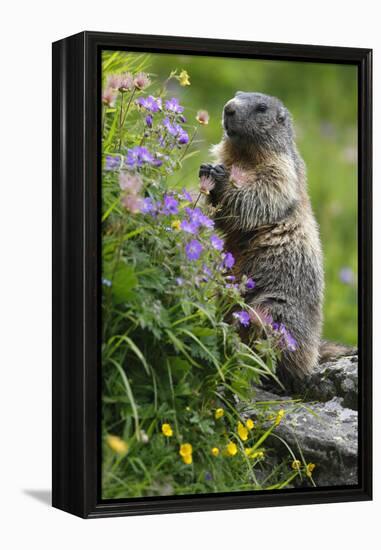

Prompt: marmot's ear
[{"left": 277, "top": 108, "right": 286, "bottom": 123}]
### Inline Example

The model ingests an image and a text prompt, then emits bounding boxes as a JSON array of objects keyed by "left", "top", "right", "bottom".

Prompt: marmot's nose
[{"left": 224, "top": 103, "right": 236, "bottom": 116}]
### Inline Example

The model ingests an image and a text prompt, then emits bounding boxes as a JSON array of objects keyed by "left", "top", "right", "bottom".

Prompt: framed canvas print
[{"left": 52, "top": 31, "right": 372, "bottom": 518}]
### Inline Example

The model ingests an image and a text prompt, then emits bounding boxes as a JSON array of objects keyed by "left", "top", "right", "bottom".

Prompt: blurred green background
[{"left": 127, "top": 53, "right": 358, "bottom": 346}]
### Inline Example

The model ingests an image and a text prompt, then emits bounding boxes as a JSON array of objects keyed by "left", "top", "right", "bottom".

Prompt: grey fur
[{"left": 200, "top": 92, "right": 324, "bottom": 387}]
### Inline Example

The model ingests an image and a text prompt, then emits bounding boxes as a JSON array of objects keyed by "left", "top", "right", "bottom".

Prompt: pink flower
[
  {"left": 134, "top": 72, "right": 151, "bottom": 90},
  {"left": 249, "top": 307, "right": 274, "bottom": 327},
  {"left": 199, "top": 175, "right": 215, "bottom": 195},
  {"left": 119, "top": 172, "right": 143, "bottom": 194},
  {"left": 118, "top": 72, "right": 134, "bottom": 91},
  {"left": 196, "top": 110, "right": 210, "bottom": 125},
  {"left": 230, "top": 165, "right": 247, "bottom": 188},
  {"left": 102, "top": 87, "right": 117, "bottom": 107},
  {"left": 121, "top": 194, "right": 144, "bottom": 213},
  {"left": 106, "top": 74, "right": 122, "bottom": 89}
]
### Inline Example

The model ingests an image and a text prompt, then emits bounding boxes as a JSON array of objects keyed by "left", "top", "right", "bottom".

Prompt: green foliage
[{"left": 101, "top": 52, "right": 316, "bottom": 498}]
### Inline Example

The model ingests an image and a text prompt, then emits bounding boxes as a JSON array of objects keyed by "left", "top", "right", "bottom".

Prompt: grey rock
[
  {"left": 305, "top": 355, "right": 358, "bottom": 410},
  {"left": 244, "top": 354, "right": 358, "bottom": 487}
]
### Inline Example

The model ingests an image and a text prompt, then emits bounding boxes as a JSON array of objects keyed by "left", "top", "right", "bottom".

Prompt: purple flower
[
  {"left": 136, "top": 95, "right": 161, "bottom": 112},
  {"left": 145, "top": 115, "right": 153, "bottom": 127},
  {"left": 279, "top": 325, "right": 297, "bottom": 351},
  {"left": 162, "top": 117, "right": 178, "bottom": 136},
  {"left": 246, "top": 278, "right": 256, "bottom": 290},
  {"left": 180, "top": 220, "right": 198, "bottom": 234},
  {"left": 233, "top": 311, "right": 251, "bottom": 327},
  {"left": 185, "top": 207, "right": 214, "bottom": 229},
  {"left": 177, "top": 127, "right": 189, "bottom": 145},
  {"left": 210, "top": 234, "right": 224, "bottom": 251},
  {"left": 141, "top": 197, "right": 156, "bottom": 214},
  {"left": 165, "top": 97, "right": 184, "bottom": 113},
  {"left": 202, "top": 264, "right": 212, "bottom": 280},
  {"left": 223, "top": 252, "right": 235, "bottom": 269},
  {"left": 105, "top": 155, "right": 121, "bottom": 171},
  {"left": 226, "top": 275, "right": 236, "bottom": 282},
  {"left": 125, "top": 146, "right": 155, "bottom": 168},
  {"left": 199, "top": 213, "right": 214, "bottom": 229},
  {"left": 162, "top": 117, "right": 189, "bottom": 145},
  {"left": 185, "top": 239, "right": 203, "bottom": 261},
  {"left": 179, "top": 188, "right": 193, "bottom": 202},
  {"left": 339, "top": 267, "right": 355, "bottom": 285},
  {"left": 176, "top": 277, "right": 184, "bottom": 286},
  {"left": 162, "top": 194, "right": 179, "bottom": 215},
  {"left": 139, "top": 147, "right": 155, "bottom": 163},
  {"left": 272, "top": 323, "right": 297, "bottom": 352},
  {"left": 152, "top": 157, "right": 163, "bottom": 167}
]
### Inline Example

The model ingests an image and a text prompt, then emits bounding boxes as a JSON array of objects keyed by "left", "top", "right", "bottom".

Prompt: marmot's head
[{"left": 222, "top": 92, "right": 294, "bottom": 151}]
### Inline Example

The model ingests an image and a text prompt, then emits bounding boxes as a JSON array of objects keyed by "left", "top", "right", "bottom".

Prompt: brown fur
[{"left": 200, "top": 92, "right": 328, "bottom": 387}]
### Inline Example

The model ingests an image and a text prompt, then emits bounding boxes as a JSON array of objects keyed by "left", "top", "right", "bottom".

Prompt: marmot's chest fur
[{"left": 199, "top": 92, "right": 324, "bottom": 387}]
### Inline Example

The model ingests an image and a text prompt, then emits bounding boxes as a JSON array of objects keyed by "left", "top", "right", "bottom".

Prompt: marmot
[{"left": 199, "top": 92, "right": 326, "bottom": 388}]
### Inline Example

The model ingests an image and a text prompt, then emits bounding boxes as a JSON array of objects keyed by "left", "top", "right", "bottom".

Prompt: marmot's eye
[{"left": 255, "top": 103, "right": 268, "bottom": 113}]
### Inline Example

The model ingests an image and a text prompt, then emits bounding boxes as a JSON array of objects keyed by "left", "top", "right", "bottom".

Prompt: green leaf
[{"left": 112, "top": 263, "right": 138, "bottom": 304}]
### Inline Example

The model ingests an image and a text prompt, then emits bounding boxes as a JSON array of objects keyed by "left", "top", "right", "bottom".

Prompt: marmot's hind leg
[{"left": 251, "top": 300, "right": 320, "bottom": 391}]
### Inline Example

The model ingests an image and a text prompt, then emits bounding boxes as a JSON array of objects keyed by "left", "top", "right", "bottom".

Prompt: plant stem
[
  {"left": 117, "top": 91, "right": 125, "bottom": 152},
  {"left": 121, "top": 88, "right": 136, "bottom": 127},
  {"left": 192, "top": 192, "right": 202, "bottom": 209},
  {"left": 179, "top": 127, "right": 198, "bottom": 162}
]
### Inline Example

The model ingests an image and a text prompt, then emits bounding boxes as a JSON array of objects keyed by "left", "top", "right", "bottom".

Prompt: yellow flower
[
  {"left": 182, "top": 453, "right": 193, "bottom": 465},
  {"left": 252, "top": 451, "right": 264, "bottom": 459},
  {"left": 245, "top": 448, "right": 264, "bottom": 459},
  {"left": 106, "top": 435, "right": 128, "bottom": 455},
  {"left": 179, "top": 443, "right": 193, "bottom": 465},
  {"left": 226, "top": 441, "right": 238, "bottom": 456},
  {"left": 306, "top": 463, "right": 316, "bottom": 476},
  {"left": 237, "top": 421, "right": 249, "bottom": 441},
  {"left": 246, "top": 418, "right": 255, "bottom": 430},
  {"left": 171, "top": 219, "right": 181, "bottom": 230},
  {"left": 211, "top": 447, "right": 220, "bottom": 457},
  {"left": 178, "top": 70, "right": 191, "bottom": 86},
  {"left": 161, "top": 423, "right": 173, "bottom": 437},
  {"left": 292, "top": 459, "right": 302, "bottom": 470},
  {"left": 275, "top": 409, "right": 285, "bottom": 426},
  {"left": 215, "top": 408, "right": 224, "bottom": 420},
  {"left": 179, "top": 443, "right": 193, "bottom": 457}
]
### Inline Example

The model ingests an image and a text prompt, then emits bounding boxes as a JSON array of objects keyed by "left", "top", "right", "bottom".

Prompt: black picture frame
[{"left": 52, "top": 31, "right": 372, "bottom": 519}]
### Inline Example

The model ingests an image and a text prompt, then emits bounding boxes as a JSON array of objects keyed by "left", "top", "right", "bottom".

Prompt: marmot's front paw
[
  {"left": 210, "top": 164, "right": 228, "bottom": 184},
  {"left": 199, "top": 163, "right": 214, "bottom": 179}
]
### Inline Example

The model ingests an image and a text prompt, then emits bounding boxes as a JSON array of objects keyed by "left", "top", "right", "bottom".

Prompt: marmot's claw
[
  {"left": 199, "top": 163, "right": 214, "bottom": 178},
  {"left": 210, "top": 164, "right": 228, "bottom": 183}
]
